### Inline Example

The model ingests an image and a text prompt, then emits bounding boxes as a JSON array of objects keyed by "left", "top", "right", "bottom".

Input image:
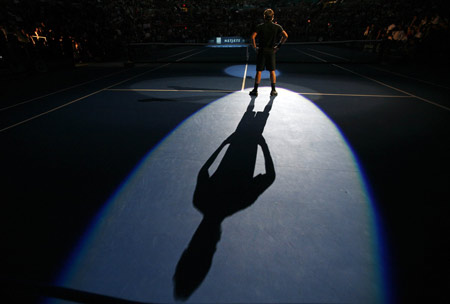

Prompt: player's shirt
[{"left": 255, "top": 21, "right": 284, "bottom": 51}]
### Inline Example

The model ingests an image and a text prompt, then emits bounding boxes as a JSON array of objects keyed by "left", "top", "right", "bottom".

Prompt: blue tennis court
[{"left": 1, "top": 44, "right": 449, "bottom": 304}]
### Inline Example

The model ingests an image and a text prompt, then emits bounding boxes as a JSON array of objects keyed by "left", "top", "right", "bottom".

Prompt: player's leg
[
  {"left": 249, "top": 71, "right": 261, "bottom": 96},
  {"left": 267, "top": 53, "right": 278, "bottom": 96},
  {"left": 250, "top": 52, "right": 265, "bottom": 96},
  {"left": 270, "top": 70, "right": 276, "bottom": 84},
  {"left": 256, "top": 71, "right": 262, "bottom": 84}
]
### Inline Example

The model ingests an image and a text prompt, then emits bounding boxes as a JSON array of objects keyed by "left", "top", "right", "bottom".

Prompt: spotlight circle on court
[
  {"left": 58, "top": 88, "right": 388, "bottom": 304},
  {"left": 225, "top": 64, "right": 280, "bottom": 79}
]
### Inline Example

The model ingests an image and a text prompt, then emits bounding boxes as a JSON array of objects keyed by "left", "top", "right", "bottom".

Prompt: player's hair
[{"left": 264, "top": 9, "right": 274, "bottom": 21}]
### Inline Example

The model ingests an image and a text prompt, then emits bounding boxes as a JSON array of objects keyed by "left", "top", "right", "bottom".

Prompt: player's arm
[
  {"left": 281, "top": 30, "right": 288, "bottom": 44},
  {"left": 259, "top": 136, "right": 275, "bottom": 182},
  {"left": 276, "top": 30, "right": 288, "bottom": 49},
  {"left": 251, "top": 31, "right": 258, "bottom": 51},
  {"left": 198, "top": 135, "right": 231, "bottom": 179}
]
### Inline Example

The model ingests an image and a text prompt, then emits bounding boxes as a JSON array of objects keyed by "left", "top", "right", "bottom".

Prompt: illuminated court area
[{"left": 1, "top": 45, "right": 449, "bottom": 303}]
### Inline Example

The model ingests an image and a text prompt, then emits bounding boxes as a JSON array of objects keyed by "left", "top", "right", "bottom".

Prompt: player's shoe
[
  {"left": 249, "top": 89, "right": 258, "bottom": 96},
  {"left": 270, "top": 89, "right": 278, "bottom": 96}
]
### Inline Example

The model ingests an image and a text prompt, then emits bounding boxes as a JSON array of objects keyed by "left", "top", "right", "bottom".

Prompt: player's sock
[
  {"left": 271, "top": 83, "right": 276, "bottom": 90},
  {"left": 254, "top": 83, "right": 259, "bottom": 91}
]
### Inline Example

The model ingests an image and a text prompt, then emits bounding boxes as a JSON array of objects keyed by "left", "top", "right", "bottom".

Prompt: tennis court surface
[{"left": 1, "top": 43, "right": 449, "bottom": 304}]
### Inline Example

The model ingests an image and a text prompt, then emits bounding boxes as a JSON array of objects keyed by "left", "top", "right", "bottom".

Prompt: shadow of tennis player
[{"left": 173, "top": 95, "right": 276, "bottom": 301}]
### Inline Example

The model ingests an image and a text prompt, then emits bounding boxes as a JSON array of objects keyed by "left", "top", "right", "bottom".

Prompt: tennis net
[{"left": 127, "top": 40, "right": 381, "bottom": 64}]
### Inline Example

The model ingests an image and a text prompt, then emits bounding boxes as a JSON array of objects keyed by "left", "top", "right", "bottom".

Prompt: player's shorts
[{"left": 256, "top": 48, "right": 276, "bottom": 71}]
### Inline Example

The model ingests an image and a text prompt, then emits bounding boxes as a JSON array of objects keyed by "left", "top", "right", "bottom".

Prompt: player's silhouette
[{"left": 173, "top": 96, "right": 276, "bottom": 300}]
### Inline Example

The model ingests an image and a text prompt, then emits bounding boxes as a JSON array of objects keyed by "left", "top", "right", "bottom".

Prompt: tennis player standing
[{"left": 249, "top": 9, "right": 288, "bottom": 97}]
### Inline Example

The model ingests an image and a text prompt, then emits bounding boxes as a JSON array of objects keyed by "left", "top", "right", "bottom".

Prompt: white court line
[
  {"left": 0, "top": 68, "right": 129, "bottom": 112},
  {"left": 332, "top": 64, "right": 450, "bottom": 111},
  {"left": 307, "top": 48, "right": 350, "bottom": 61},
  {"left": 295, "top": 49, "right": 449, "bottom": 110},
  {"left": 0, "top": 46, "right": 212, "bottom": 132},
  {"left": 368, "top": 65, "right": 450, "bottom": 90},
  {"left": 0, "top": 63, "right": 171, "bottom": 133},
  {"left": 240, "top": 45, "right": 250, "bottom": 91},
  {"left": 241, "top": 63, "right": 248, "bottom": 91},
  {"left": 175, "top": 49, "right": 208, "bottom": 62},
  {"left": 299, "top": 92, "right": 412, "bottom": 98},
  {"left": 294, "top": 48, "right": 327, "bottom": 63},
  {"left": 159, "top": 48, "right": 200, "bottom": 60},
  {"left": 107, "top": 88, "right": 409, "bottom": 98}
]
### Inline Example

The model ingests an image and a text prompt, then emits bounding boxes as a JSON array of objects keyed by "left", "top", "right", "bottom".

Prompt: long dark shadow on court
[{"left": 173, "top": 95, "right": 277, "bottom": 301}]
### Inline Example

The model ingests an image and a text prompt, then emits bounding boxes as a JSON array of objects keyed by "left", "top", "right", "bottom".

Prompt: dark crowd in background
[{"left": 1, "top": 0, "right": 449, "bottom": 73}]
